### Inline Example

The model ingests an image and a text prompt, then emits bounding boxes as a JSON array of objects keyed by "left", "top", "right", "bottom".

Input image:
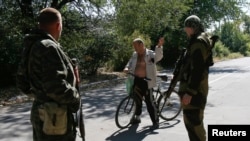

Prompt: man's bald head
[
  {"left": 38, "top": 7, "right": 61, "bottom": 26},
  {"left": 38, "top": 7, "right": 62, "bottom": 41}
]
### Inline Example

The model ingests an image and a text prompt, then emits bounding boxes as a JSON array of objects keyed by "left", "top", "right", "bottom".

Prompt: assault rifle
[{"left": 72, "top": 58, "right": 85, "bottom": 141}]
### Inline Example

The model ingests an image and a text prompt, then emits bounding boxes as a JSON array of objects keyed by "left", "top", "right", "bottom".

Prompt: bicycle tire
[
  {"left": 157, "top": 91, "right": 181, "bottom": 121},
  {"left": 115, "top": 96, "right": 136, "bottom": 129}
]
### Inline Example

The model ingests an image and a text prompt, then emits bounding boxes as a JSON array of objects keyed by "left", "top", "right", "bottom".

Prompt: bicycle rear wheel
[
  {"left": 157, "top": 91, "right": 181, "bottom": 121},
  {"left": 115, "top": 96, "right": 136, "bottom": 129}
]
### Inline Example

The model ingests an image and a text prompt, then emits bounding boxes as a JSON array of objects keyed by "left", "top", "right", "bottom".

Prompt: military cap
[
  {"left": 184, "top": 15, "right": 204, "bottom": 32},
  {"left": 184, "top": 15, "right": 201, "bottom": 28}
]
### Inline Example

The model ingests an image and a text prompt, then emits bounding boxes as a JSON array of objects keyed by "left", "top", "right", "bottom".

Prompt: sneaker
[
  {"left": 150, "top": 122, "right": 159, "bottom": 130},
  {"left": 130, "top": 116, "right": 141, "bottom": 124}
]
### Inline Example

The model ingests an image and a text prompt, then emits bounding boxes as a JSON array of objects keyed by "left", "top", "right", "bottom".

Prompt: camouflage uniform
[
  {"left": 16, "top": 30, "right": 80, "bottom": 141},
  {"left": 178, "top": 15, "right": 212, "bottom": 141}
]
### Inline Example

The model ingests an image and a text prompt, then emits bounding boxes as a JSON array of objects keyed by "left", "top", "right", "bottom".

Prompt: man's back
[{"left": 16, "top": 7, "right": 80, "bottom": 141}]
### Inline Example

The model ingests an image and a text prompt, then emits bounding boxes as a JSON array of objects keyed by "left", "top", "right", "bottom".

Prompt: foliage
[
  {"left": 1, "top": 0, "right": 250, "bottom": 88},
  {"left": 0, "top": 0, "right": 115, "bottom": 86},
  {"left": 59, "top": 2, "right": 117, "bottom": 75},
  {"left": 115, "top": 0, "right": 190, "bottom": 42},
  {"left": 245, "top": 42, "right": 250, "bottom": 56},
  {"left": 81, "top": 33, "right": 116, "bottom": 75},
  {"left": 218, "top": 20, "right": 250, "bottom": 56},
  {"left": 186, "top": 0, "right": 243, "bottom": 24},
  {"left": 241, "top": 14, "right": 250, "bottom": 34},
  {"left": 227, "top": 52, "right": 244, "bottom": 59},
  {"left": 112, "top": 0, "right": 247, "bottom": 68},
  {"left": 112, "top": 0, "right": 190, "bottom": 68},
  {"left": 213, "top": 41, "right": 230, "bottom": 58},
  {"left": 0, "top": 1, "right": 26, "bottom": 87}
]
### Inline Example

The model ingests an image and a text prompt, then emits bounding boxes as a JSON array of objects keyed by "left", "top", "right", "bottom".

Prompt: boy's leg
[{"left": 144, "top": 89, "right": 159, "bottom": 129}]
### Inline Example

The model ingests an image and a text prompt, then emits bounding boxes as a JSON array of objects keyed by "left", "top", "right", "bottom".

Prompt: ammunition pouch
[{"left": 38, "top": 102, "right": 68, "bottom": 135}]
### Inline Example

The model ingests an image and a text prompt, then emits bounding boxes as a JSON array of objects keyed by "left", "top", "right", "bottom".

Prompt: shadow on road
[
  {"left": 82, "top": 86, "right": 127, "bottom": 119},
  {"left": 0, "top": 80, "right": 175, "bottom": 141},
  {"left": 81, "top": 80, "right": 171, "bottom": 120},
  {"left": 209, "top": 66, "right": 248, "bottom": 74},
  {"left": 106, "top": 119, "right": 181, "bottom": 141},
  {"left": 0, "top": 102, "right": 32, "bottom": 140}
]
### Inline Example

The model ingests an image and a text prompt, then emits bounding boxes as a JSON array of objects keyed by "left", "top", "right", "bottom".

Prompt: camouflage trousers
[
  {"left": 183, "top": 108, "right": 206, "bottom": 141},
  {"left": 31, "top": 101, "right": 77, "bottom": 141}
]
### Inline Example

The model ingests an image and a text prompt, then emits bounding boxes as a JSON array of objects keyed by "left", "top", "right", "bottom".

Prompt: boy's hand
[
  {"left": 157, "top": 37, "right": 165, "bottom": 47},
  {"left": 123, "top": 68, "right": 129, "bottom": 73},
  {"left": 182, "top": 93, "right": 192, "bottom": 105}
]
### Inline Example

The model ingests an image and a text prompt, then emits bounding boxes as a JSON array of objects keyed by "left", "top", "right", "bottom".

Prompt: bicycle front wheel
[
  {"left": 157, "top": 91, "right": 181, "bottom": 121},
  {"left": 115, "top": 96, "right": 136, "bottom": 129}
]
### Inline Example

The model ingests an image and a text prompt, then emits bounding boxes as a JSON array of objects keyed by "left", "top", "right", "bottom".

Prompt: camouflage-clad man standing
[
  {"left": 179, "top": 15, "right": 213, "bottom": 141},
  {"left": 16, "top": 8, "right": 80, "bottom": 141}
]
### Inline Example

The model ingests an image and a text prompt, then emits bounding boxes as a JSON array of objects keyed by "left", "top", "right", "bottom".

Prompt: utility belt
[{"left": 134, "top": 76, "right": 147, "bottom": 81}]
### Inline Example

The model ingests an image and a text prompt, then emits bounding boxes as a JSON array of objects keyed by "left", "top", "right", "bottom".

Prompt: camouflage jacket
[
  {"left": 16, "top": 30, "right": 80, "bottom": 112},
  {"left": 178, "top": 32, "right": 210, "bottom": 108}
]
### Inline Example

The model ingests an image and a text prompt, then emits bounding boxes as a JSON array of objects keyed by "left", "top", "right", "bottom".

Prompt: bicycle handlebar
[{"left": 156, "top": 73, "right": 168, "bottom": 82}]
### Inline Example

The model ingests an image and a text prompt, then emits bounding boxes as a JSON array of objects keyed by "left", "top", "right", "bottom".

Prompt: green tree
[
  {"left": 242, "top": 14, "right": 250, "bottom": 34},
  {"left": 1, "top": 0, "right": 249, "bottom": 87},
  {"left": 219, "top": 21, "right": 248, "bottom": 53},
  {"left": 186, "top": 0, "right": 245, "bottom": 27},
  {"left": 0, "top": 0, "right": 114, "bottom": 86},
  {"left": 0, "top": 1, "right": 28, "bottom": 87},
  {"left": 61, "top": 1, "right": 117, "bottom": 75},
  {"left": 111, "top": 0, "right": 247, "bottom": 69},
  {"left": 114, "top": 0, "right": 189, "bottom": 43},
  {"left": 112, "top": 0, "right": 190, "bottom": 69}
]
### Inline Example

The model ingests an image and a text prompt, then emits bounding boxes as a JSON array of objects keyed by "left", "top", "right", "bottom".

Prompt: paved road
[{"left": 1, "top": 57, "right": 250, "bottom": 141}]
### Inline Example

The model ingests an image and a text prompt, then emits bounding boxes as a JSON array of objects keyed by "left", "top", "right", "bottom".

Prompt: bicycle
[
  {"left": 154, "top": 73, "right": 182, "bottom": 121},
  {"left": 115, "top": 73, "right": 182, "bottom": 129}
]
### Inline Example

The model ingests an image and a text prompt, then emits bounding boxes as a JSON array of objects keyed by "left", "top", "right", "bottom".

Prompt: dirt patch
[
  {"left": 0, "top": 71, "right": 126, "bottom": 106},
  {"left": 81, "top": 71, "right": 126, "bottom": 84}
]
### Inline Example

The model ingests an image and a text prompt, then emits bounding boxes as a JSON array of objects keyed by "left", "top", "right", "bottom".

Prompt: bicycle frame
[{"left": 123, "top": 96, "right": 135, "bottom": 113}]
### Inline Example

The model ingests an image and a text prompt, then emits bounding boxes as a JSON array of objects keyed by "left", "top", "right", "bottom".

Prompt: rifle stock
[
  {"left": 72, "top": 58, "right": 85, "bottom": 141},
  {"left": 78, "top": 97, "right": 85, "bottom": 141}
]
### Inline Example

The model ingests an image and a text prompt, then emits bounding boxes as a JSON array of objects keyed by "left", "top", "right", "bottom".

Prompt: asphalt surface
[{"left": 1, "top": 57, "right": 250, "bottom": 141}]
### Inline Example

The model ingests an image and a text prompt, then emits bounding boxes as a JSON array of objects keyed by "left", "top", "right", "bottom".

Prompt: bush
[
  {"left": 227, "top": 52, "right": 244, "bottom": 59},
  {"left": 243, "top": 42, "right": 250, "bottom": 56},
  {"left": 80, "top": 34, "right": 116, "bottom": 75},
  {"left": 213, "top": 41, "right": 230, "bottom": 58},
  {"left": 213, "top": 41, "right": 244, "bottom": 61},
  {"left": 0, "top": 34, "right": 23, "bottom": 87}
]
